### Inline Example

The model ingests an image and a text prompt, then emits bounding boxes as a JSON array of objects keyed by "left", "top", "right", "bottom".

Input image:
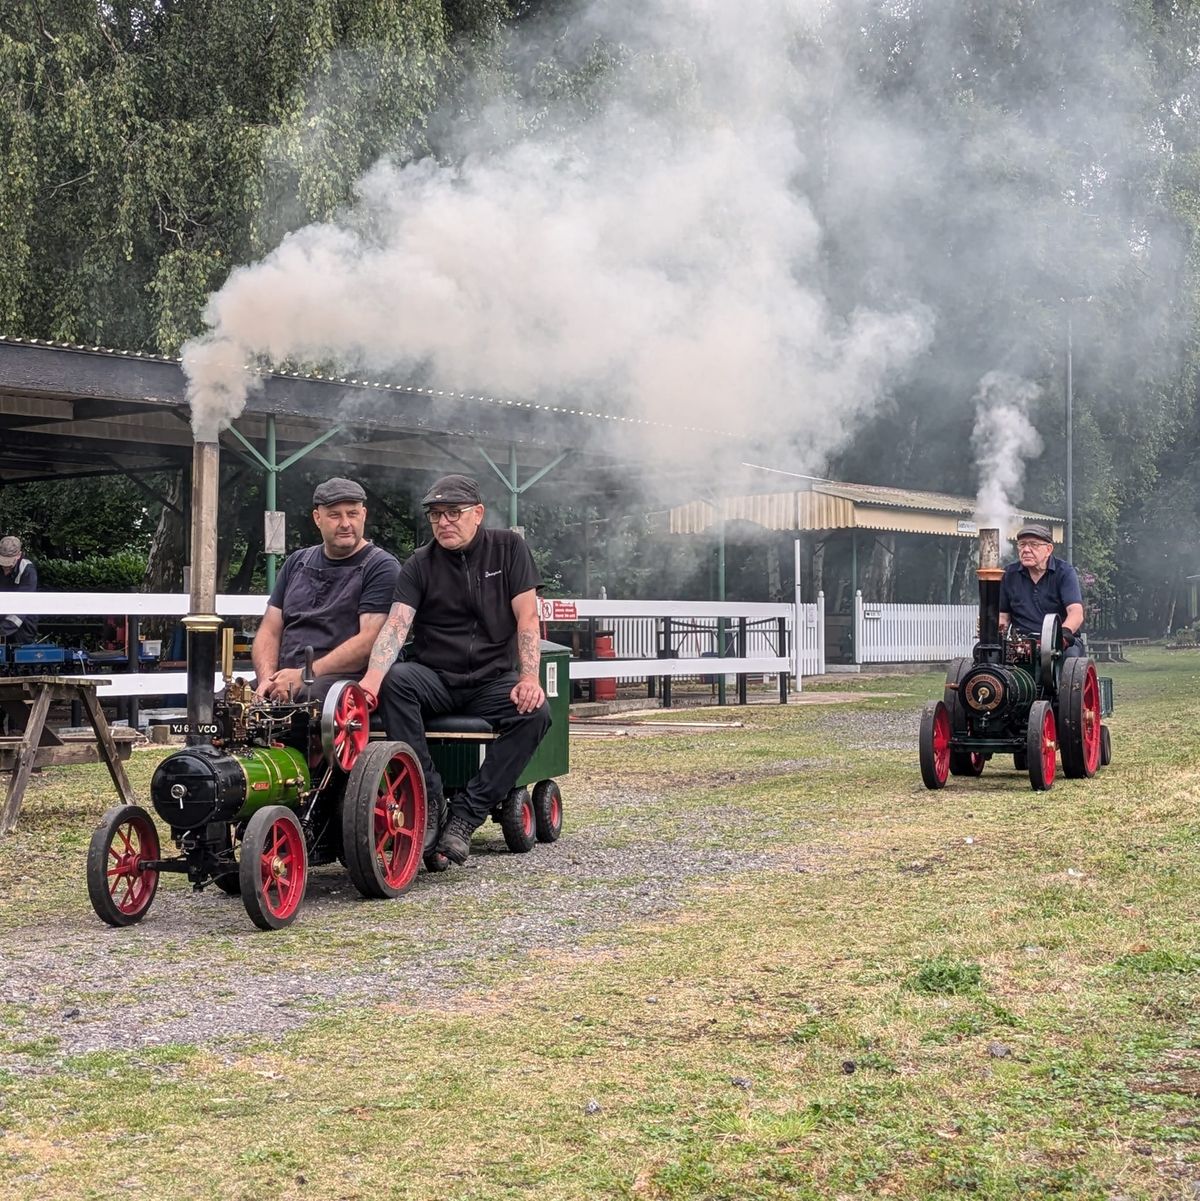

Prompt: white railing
[
  {"left": 8, "top": 592, "right": 802, "bottom": 696},
  {"left": 853, "top": 592, "right": 976, "bottom": 663},
  {"left": 539, "top": 598, "right": 794, "bottom": 685}
]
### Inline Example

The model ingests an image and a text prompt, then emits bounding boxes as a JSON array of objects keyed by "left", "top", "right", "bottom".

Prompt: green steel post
[
  {"left": 265, "top": 415, "right": 278, "bottom": 590},
  {"left": 850, "top": 529, "right": 858, "bottom": 662},
  {"left": 509, "top": 443, "right": 519, "bottom": 529}
]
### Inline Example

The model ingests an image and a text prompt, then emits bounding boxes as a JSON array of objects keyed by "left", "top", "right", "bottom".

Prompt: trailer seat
[{"left": 367, "top": 712, "right": 497, "bottom": 741}]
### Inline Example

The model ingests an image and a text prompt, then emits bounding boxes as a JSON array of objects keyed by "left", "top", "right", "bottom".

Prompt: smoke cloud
[
  {"left": 971, "top": 372, "right": 1045, "bottom": 538},
  {"left": 183, "top": 0, "right": 1177, "bottom": 529},
  {"left": 182, "top": 0, "right": 934, "bottom": 462}
]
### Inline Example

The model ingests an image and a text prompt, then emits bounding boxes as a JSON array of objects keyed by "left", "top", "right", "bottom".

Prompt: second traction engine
[{"left": 918, "top": 528, "right": 1111, "bottom": 792}]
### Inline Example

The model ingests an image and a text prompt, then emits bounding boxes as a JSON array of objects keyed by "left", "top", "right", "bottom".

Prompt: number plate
[{"left": 165, "top": 721, "right": 219, "bottom": 737}]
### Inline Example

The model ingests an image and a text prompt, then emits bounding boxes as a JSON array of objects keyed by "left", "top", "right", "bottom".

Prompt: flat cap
[
  {"left": 0, "top": 536, "right": 22, "bottom": 567},
  {"left": 421, "top": 474, "right": 483, "bottom": 508},
  {"left": 1015, "top": 522, "right": 1054, "bottom": 543},
  {"left": 312, "top": 477, "right": 366, "bottom": 507}
]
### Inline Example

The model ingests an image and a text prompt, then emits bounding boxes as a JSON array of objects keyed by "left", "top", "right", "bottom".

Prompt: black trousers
[{"left": 377, "top": 663, "right": 551, "bottom": 827}]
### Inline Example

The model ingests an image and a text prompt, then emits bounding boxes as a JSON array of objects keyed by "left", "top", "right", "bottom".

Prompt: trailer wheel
[
  {"left": 1027, "top": 700, "right": 1056, "bottom": 792},
  {"left": 341, "top": 741, "right": 426, "bottom": 899},
  {"left": 87, "top": 804, "right": 161, "bottom": 927},
  {"left": 1099, "top": 723, "right": 1112, "bottom": 767},
  {"left": 919, "top": 700, "right": 951, "bottom": 790},
  {"left": 949, "top": 750, "right": 985, "bottom": 777},
  {"left": 1013, "top": 750, "right": 1028, "bottom": 771},
  {"left": 1059, "top": 658, "right": 1101, "bottom": 779},
  {"left": 240, "top": 806, "right": 308, "bottom": 930},
  {"left": 532, "top": 779, "right": 563, "bottom": 843},
  {"left": 501, "top": 786, "right": 537, "bottom": 852}
]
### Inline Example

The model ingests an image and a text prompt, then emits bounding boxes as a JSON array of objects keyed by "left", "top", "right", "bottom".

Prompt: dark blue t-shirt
[{"left": 998, "top": 555, "right": 1084, "bottom": 636}]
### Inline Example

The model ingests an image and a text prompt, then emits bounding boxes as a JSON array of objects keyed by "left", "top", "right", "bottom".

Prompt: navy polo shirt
[{"left": 998, "top": 555, "right": 1084, "bottom": 636}]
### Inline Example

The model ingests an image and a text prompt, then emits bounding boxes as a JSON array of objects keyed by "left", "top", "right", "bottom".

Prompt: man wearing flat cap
[
  {"left": 0, "top": 536, "right": 38, "bottom": 648},
  {"left": 999, "top": 522, "right": 1086, "bottom": 657},
  {"left": 358, "top": 473, "right": 550, "bottom": 867},
  {"left": 252, "top": 478, "right": 401, "bottom": 701}
]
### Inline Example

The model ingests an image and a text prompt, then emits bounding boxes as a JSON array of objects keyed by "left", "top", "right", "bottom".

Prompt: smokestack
[
  {"left": 182, "top": 438, "right": 222, "bottom": 735},
  {"left": 976, "top": 527, "right": 1003, "bottom": 653}
]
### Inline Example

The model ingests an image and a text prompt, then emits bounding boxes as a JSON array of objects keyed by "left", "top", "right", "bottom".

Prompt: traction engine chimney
[{"left": 183, "top": 438, "right": 221, "bottom": 738}]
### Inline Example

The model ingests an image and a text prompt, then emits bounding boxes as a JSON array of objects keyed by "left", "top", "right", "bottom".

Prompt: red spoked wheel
[
  {"left": 87, "top": 804, "right": 161, "bottom": 927},
  {"left": 532, "top": 779, "right": 563, "bottom": 843},
  {"left": 1059, "top": 658, "right": 1102, "bottom": 779},
  {"left": 501, "top": 786, "right": 537, "bottom": 852},
  {"left": 919, "top": 700, "right": 951, "bottom": 790},
  {"left": 240, "top": 806, "right": 308, "bottom": 930},
  {"left": 342, "top": 741, "right": 427, "bottom": 899},
  {"left": 1027, "top": 700, "right": 1057, "bottom": 791},
  {"left": 321, "top": 682, "right": 371, "bottom": 773}
]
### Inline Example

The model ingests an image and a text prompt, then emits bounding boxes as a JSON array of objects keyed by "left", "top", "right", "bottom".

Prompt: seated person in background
[
  {"left": 0, "top": 536, "right": 38, "bottom": 648},
  {"left": 253, "top": 478, "right": 401, "bottom": 701},
  {"left": 357, "top": 474, "right": 551, "bottom": 867},
  {"left": 998, "top": 522, "right": 1086, "bottom": 658}
]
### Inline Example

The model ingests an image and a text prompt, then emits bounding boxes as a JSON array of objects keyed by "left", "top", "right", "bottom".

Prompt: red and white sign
[{"left": 538, "top": 598, "right": 578, "bottom": 621}]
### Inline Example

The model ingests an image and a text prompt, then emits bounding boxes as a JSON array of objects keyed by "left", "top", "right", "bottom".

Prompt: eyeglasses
[
  {"left": 1016, "top": 540, "right": 1048, "bottom": 551},
  {"left": 427, "top": 506, "right": 476, "bottom": 525}
]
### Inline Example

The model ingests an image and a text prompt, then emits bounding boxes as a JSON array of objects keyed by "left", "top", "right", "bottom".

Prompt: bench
[{"left": 0, "top": 676, "right": 138, "bottom": 835}]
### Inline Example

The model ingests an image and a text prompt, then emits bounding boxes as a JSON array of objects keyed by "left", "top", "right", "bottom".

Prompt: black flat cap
[
  {"left": 1016, "top": 522, "right": 1054, "bottom": 543},
  {"left": 312, "top": 477, "right": 366, "bottom": 507},
  {"left": 421, "top": 474, "right": 482, "bottom": 508}
]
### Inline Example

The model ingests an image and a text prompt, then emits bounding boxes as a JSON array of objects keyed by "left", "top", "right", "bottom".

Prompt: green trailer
[{"left": 424, "top": 640, "right": 571, "bottom": 854}]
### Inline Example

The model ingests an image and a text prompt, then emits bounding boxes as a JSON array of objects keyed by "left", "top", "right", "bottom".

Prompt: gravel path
[{"left": 1, "top": 784, "right": 816, "bottom": 1069}]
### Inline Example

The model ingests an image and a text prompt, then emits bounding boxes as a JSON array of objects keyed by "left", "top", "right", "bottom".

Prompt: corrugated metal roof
[{"left": 668, "top": 476, "right": 1062, "bottom": 539}]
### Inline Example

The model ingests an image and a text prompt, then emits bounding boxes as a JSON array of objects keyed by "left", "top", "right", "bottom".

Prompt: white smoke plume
[
  {"left": 971, "top": 372, "right": 1045, "bottom": 539},
  {"left": 182, "top": 0, "right": 933, "bottom": 457}
]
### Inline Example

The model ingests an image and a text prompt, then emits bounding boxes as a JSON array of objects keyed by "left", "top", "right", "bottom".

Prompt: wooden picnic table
[{"left": 0, "top": 676, "right": 138, "bottom": 835}]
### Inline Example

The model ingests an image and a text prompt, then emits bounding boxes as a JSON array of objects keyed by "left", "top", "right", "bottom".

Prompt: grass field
[{"left": 1, "top": 650, "right": 1198, "bottom": 1200}]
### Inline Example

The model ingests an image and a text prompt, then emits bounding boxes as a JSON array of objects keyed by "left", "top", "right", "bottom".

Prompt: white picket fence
[{"left": 854, "top": 592, "right": 976, "bottom": 663}]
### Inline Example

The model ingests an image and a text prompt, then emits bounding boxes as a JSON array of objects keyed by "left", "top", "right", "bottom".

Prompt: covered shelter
[
  {"left": 0, "top": 335, "right": 713, "bottom": 587},
  {"left": 667, "top": 465, "right": 1064, "bottom": 662}
]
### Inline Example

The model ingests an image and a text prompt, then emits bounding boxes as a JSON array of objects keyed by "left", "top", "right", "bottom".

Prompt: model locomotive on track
[
  {"left": 86, "top": 637, "right": 569, "bottom": 931},
  {"left": 918, "top": 528, "right": 1112, "bottom": 792}
]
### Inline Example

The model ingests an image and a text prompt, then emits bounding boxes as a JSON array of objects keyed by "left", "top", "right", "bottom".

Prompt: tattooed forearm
[
  {"left": 517, "top": 628, "right": 539, "bottom": 678},
  {"left": 368, "top": 604, "right": 415, "bottom": 675}
]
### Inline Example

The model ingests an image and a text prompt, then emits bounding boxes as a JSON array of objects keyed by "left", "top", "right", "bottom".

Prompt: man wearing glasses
[
  {"left": 358, "top": 474, "right": 550, "bottom": 867},
  {"left": 998, "top": 522, "right": 1086, "bottom": 657}
]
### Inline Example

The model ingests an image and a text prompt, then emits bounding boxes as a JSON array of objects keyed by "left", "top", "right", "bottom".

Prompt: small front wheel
[
  {"left": 87, "top": 804, "right": 160, "bottom": 927},
  {"left": 949, "top": 750, "right": 985, "bottom": 777},
  {"left": 1027, "top": 700, "right": 1057, "bottom": 792},
  {"left": 918, "top": 701, "right": 950, "bottom": 790},
  {"left": 240, "top": 806, "right": 308, "bottom": 930},
  {"left": 532, "top": 779, "right": 563, "bottom": 843},
  {"left": 501, "top": 787, "right": 537, "bottom": 853}
]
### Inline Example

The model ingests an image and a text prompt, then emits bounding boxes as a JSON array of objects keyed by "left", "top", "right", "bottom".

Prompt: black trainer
[{"left": 437, "top": 813, "right": 476, "bottom": 865}]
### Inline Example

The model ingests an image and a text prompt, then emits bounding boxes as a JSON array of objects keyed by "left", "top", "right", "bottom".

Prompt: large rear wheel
[
  {"left": 240, "top": 806, "right": 308, "bottom": 930},
  {"left": 919, "top": 701, "right": 951, "bottom": 790},
  {"left": 1027, "top": 700, "right": 1057, "bottom": 792},
  {"left": 341, "top": 741, "right": 426, "bottom": 899},
  {"left": 1059, "top": 658, "right": 1102, "bottom": 779},
  {"left": 87, "top": 804, "right": 160, "bottom": 927}
]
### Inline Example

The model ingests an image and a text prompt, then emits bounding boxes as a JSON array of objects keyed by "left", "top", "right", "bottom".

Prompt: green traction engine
[
  {"left": 86, "top": 637, "right": 570, "bottom": 931},
  {"left": 918, "top": 528, "right": 1113, "bottom": 793}
]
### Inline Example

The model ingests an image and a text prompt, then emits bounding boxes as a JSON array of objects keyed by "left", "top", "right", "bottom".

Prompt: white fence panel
[
  {"left": 854, "top": 593, "right": 976, "bottom": 663},
  {"left": 794, "top": 592, "right": 826, "bottom": 677}
]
